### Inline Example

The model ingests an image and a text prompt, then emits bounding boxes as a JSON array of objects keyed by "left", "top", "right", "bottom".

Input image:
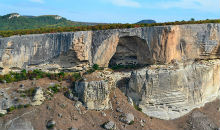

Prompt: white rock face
[
  {"left": 31, "top": 87, "right": 45, "bottom": 106},
  {"left": 8, "top": 13, "right": 20, "bottom": 19},
  {"left": 127, "top": 60, "right": 220, "bottom": 120},
  {"left": 0, "top": 23, "right": 219, "bottom": 74}
]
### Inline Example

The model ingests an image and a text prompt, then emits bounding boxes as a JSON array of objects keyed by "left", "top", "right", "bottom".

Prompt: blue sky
[{"left": 0, "top": 0, "right": 219, "bottom": 23}]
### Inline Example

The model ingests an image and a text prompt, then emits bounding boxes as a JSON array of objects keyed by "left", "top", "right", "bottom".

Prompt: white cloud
[
  {"left": 153, "top": 0, "right": 220, "bottom": 12},
  {"left": 105, "top": 0, "right": 141, "bottom": 8},
  {"left": 29, "top": 0, "right": 44, "bottom": 4}
]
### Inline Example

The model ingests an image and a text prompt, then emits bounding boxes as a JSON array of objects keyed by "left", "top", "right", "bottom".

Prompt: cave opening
[{"left": 108, "top": 36, "right": 151, "bottom": 68}]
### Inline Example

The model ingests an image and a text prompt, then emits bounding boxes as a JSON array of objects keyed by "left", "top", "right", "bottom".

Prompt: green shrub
[
  {"left": 48, "top": 84, "right": 61, "bottom": 94},
  {"left": 0, "top": 113, "right": 5, "bottom": 117},
  {"left": 20, "top": 94, "right": 26, "bottom": 98},
  {"left": 17, "top": 104, "right": 24, "bottom": 109},
  {"left": 87, "top": 69, "right": 95, "bottom": 74},
  {"left": 24, "top": 87, "right": 36, "bottom": 97},
  {"left": 92, "top": 64, "right": 99, "bottom": 70},
  {"left": 72, "top": 72, "right": 81, "bottom": 81},
  {"left": 24, "top": 104, "right": 31, "bottom": 108},
  {"left": 129, "top": 120, "right": 135, "bottom": 125},
  {"left": 7, "top": 106, "right": 15, "bottom": 112},
  {"left": 134, "top": 103, "right": 142, "bottom": 112}
]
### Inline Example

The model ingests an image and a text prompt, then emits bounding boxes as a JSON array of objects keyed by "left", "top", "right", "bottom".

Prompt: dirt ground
[{"left": 0, "top": 78, "right": 219, "bottom": 130}]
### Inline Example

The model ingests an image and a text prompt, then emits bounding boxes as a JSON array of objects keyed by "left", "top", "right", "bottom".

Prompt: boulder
[
  {"left": 120, "top": 113, "right": 134, "bottom": 125},
  {"left": 31, "top": 87, "right": 45, "bottom": 106},
  {"left": 75, "top": 79, "right": 111, "bottom": 110},
  {"left": 46, "top": 120, "right": 56, "bottom": 129},
  {"left": 103, "top": 121, "right": 116, "bottom": 130},
  {"left": 0, "top": 110, "right": 7, "bottom": 115},
  {"left": 0, "top": 89, "right": 13, "bottom": 110}
]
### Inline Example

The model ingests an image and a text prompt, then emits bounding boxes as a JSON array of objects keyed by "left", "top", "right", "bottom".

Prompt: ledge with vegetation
[{"left": 0, "top": 19, "right": 219, "bottom": 38}]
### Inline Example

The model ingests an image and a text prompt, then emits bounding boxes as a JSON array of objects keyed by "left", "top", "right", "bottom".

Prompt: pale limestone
[
  {"left": 127, "top": 59, "right": 220, "bottom": 120},
  {"left": 0, "top": 24, "right": 219, "bottom": 74}
]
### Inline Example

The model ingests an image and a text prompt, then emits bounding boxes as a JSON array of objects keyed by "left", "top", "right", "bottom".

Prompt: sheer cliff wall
[{"left": 0, "top": 23, "right": 219, "bottom": 73}]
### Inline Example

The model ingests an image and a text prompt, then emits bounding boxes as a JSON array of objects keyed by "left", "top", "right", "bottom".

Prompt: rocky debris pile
[
  {"left": 31, "top": 87, "right": 45, "bottom": 106},
  {"left": 103, "top": 121, "right": 117, "bottom": 130},
  {"left": 189, "top": 111, "right": 218, "bottom": 130},
  {"left": 74, "top": 79, "right": 111, "bottom": 110}
]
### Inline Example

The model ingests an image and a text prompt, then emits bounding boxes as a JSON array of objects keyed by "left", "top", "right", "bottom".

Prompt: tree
[{"left": 190, "top": 18, "right": 195, "bottom": 21}]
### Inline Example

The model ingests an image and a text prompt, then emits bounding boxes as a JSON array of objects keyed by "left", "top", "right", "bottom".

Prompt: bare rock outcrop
[
  {"left": 74, "top": 79, "right": 111, "bottom": 110},
  {"left": 127, "top": 59, "right": 220, "bottom": 120},
  {"left": 0, "top": 23, "right": 219, "bottom": 74},
  {"left": 31, "top": 87, "right": 45, "bottom": 106}
]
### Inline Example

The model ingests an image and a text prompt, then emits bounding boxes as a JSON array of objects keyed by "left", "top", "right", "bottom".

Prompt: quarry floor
[{"left": 0, "top": 78, "right": 220, "bottom": 130}]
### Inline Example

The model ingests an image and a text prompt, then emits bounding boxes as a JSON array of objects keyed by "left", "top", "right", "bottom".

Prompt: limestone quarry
[{"left": 0, "top": 23, "right": 219, "bottom": 130}]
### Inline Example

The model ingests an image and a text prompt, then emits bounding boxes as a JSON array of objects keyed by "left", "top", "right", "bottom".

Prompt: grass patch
[
  {"left": 0, "top": 113, "right": 5, "bottom": 117},
  {"left": 134, "top": 103, "right": 142, "bottom": 112},
  {"left": 129, "top": 120, "right": 135, "bottom": 125},
  {"left": 0, "top": 69, "right": 85, "bottom": 84},
  {"left": 48, "top": 84, "right": 61, "bottom": 94},
  {"left": 7, "top": 106, "right": 16, "bottom": 112},
  {"left": 24, "top": 87, "right": 36, "bottom": 97}
]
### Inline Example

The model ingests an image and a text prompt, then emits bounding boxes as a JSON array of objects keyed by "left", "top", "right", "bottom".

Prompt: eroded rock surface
[
  {"left": 127, "top": 60, "right": 220, "bottom": 120},
  {"left": 31, "top": 87, "right": 45, "bottom": 106},
  {"left": 0, "top": 24, "right": 219, "bottom": 73},
  {"left": 75, "top": 79, "right": 111, "bottom": 110}
]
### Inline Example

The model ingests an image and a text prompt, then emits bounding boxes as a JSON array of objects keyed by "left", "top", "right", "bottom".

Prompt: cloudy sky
[{"left": 0, "top": 0, "right": 219, "bottom": 23}]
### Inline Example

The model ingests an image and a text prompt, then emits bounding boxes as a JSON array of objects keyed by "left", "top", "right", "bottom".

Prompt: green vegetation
[
  {"left": 24, "top": 87, "right": 36, "bottom": 97},
  {"left": 134, "top": 103, "right": 142, "bottom": 112},
  {"left": 129, "top": 120, "right": 135, "bottom": 125},
  {"left": 7, "top": 106, "right": 16, "bottom": 112},
  {"left": 0, "top": 113, "right": 5, "bottom": 117},
  {"left": 86, "top": 64, "right": 105, "bottom": 74},
  {"left": 6, "top": 104, "right": 31, "bottom": 113},
  {"left": 0, "top": 19, "right": 219, "bottom": 37},
  {"left": 48, "top": 84, "right": 61, "bottom": 94},
  {"left": 0, "top": 69, "right": 82, "bottom": 83},
  {"left": 92, "top": 64, "right": 99, "bottom": 70},
  {"left": 0, "top": 13, "right": 99, "bottom": 31},
  {"left": 72, "top": 72, "right": 82, "bottom": 81},
  {"left": 110, "top": 64, "right": 140, "bottom": 70}
]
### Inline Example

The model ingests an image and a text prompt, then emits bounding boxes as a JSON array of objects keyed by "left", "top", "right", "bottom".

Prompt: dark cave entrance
[{"left": 109, "top": 36, "right": 151, "bottom": 68}]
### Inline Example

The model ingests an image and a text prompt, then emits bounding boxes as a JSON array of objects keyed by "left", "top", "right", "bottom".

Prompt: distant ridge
[
  {"left": 136, "top": 20, "right": 156, "bottom": 24},
  {"left": 0, "top": 13, "right": 105, "bottom": 31}
]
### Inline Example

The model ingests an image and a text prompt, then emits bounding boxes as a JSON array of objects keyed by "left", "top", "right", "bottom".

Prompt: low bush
[
  {"left": 134, "top": 103, "right": 142, "bottom": 112},
  {"left": 48, "top": 84, "right": 61, "bottom": 94}
]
